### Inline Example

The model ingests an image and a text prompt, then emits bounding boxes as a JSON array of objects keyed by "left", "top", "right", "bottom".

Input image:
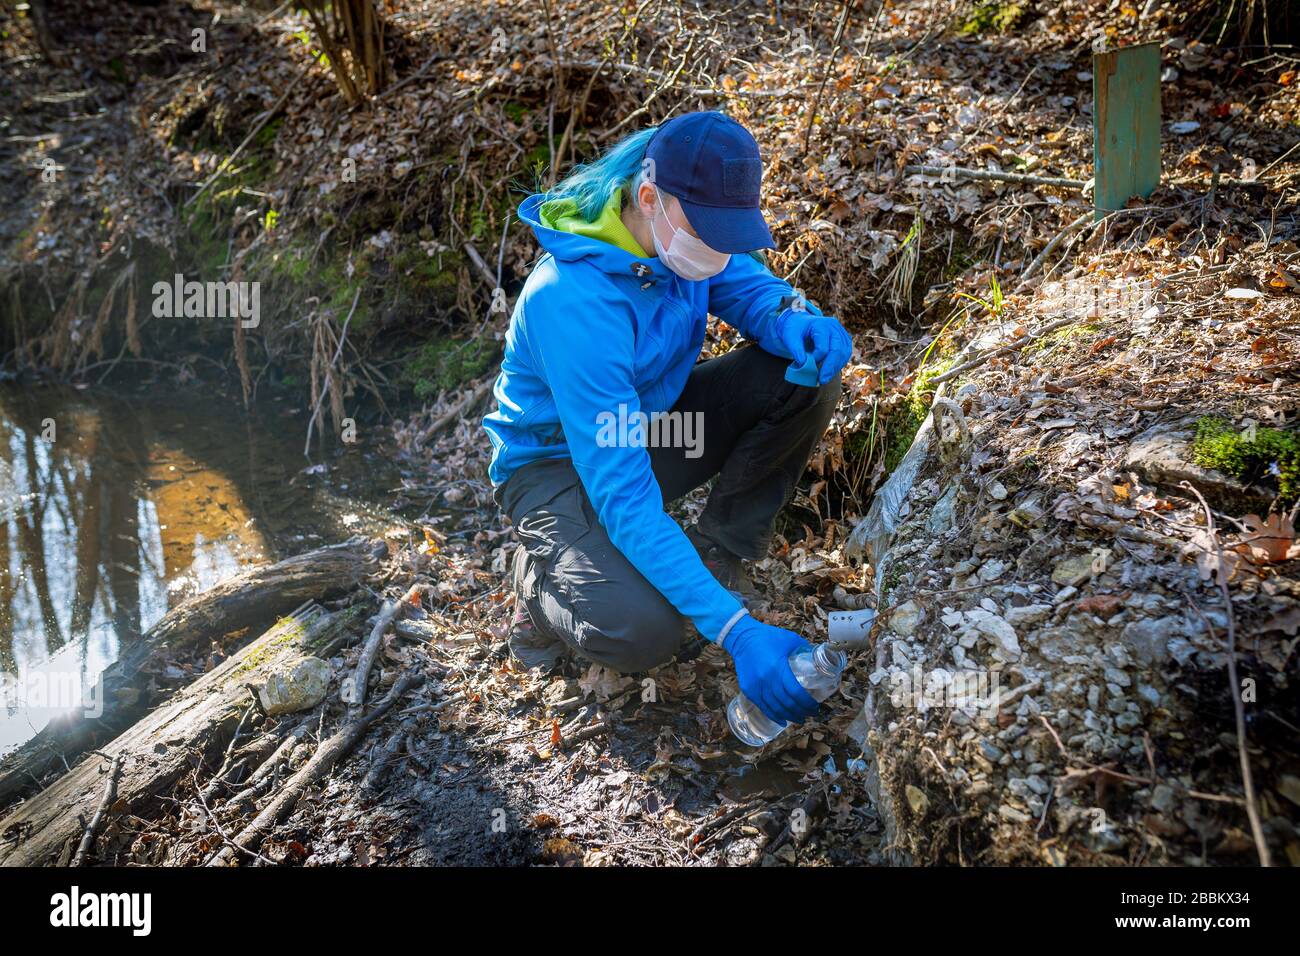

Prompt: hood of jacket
[{"left": 518, "top": 193, "right": 682, "bottom": 284}]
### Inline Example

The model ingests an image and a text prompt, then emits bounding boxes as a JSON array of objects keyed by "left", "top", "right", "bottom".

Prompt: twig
[
  {"left": 193, "top": 776, "right": 276, "bottom": 866},
  {"left": 563, "top": 715, "right": 612, "bottom": 746},
  {"left": 548, "top": 0, "right": 659, "bottom": 183},
  {"left": 802, "top": 0, "right": 855, "bottom": 155},
  {"left": 1180, "top": 481, "right": 1271, "bottom": 868},
  {"left": 927, "top": 315, "right": 1078, "bottom": 386},
  {"left": 72, "top": 753, "right": 124, "bottom": 867},
  {"left": 210, "top": 671, "right": 423, "bottom": 865},
  {"left": 343, "top": 583, "right": 422, "bottom": 709},
  {"left": 303, "top": 285, "right": 361, "bottom": 457},
  {"left": 463, "top": 241, "right": 501, "bottom": 289},
  {"left": 377, "top": 52, "right": 451, "bottom": 101},
  {"left": 417, "top": 376, "right": 495, "bottom": 444},
  {"left": 761, "top": 788, "right": 824, "bottom": 860},
  {"left": 1253, "top": 139, "right": 1300, "bottom": 180},
  {"left": 688, "top": 799, "right": 764, "bottom": 849},
  {"left": 399, "top": 690, "right": 466, "bottom": 717},
  {"left": 1038, "top": 715, "right": 1241, "bottom": 806},
  {"left": 903, "top": 164, "right": 1087, "bottom": 190},
  {"left": 568, "top": 59, "right": 817, "bottom": 98},
  {"left": 226, "top": 719, "right": 312, "bottom": 812},
  {"left": 1015, "top": 212, "right": 1094, "bottom": 289},
  {"left": 199, "top": 701, "right": 258, "bottom": 802}
]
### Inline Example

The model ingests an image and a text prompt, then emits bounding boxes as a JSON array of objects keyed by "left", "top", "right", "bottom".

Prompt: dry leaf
[{"left": 1239, "top": 513, "right": 1298, "bottom": 564}]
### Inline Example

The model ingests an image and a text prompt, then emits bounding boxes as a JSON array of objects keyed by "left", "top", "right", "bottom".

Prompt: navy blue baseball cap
[{"left": 644, "top": 111, "right": 774, "bottom": 254}]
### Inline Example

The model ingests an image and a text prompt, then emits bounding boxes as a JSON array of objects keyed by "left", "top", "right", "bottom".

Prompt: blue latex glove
[
  {"left": 784, "top": 354, "right": 819, "bottom": 387},
  {"left": 722, "top": 615, "right": 819, "bottom": 725},
  {"left": 777, "top": 310, "right": 853, "bottom": 386}
]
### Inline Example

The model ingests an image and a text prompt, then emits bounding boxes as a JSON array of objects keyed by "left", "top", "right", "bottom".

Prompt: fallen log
[
  {"left": 0, "top": 538, "right": 382, "bottom": 808},
  {"left": 0, "top": 602, "right": 361, "bottom": 866}
]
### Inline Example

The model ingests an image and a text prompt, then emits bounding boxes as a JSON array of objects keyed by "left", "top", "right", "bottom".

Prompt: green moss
[
  {"left": 254, "top": 117, "right": 283, "bottom": 150},
  {"left": 1020, "top": 321, "right": 1101, "bottom": 357},
  {"left": 264, "top": 244, "right": 371, "bottom": 327},
  {"left": 179, "top": 205, "right": 230, "bottom": 276},
  {"left": 234, "top": 616, "right": 307, "bottom": 674},
  {"left": 881, "top": 559, "right": 906, "bottom": 601},
  {"left": 1193, "top": 416, "right": 1299, "bottom": 503},
  {"left": 883, "top": 358, "right": 953, "bottom": 473},
  {"left": 960, "top": 1, "right": 1028, "bottom": 34},
  {"left": 402, "top": 331, "right": 499, "bottom": 400},
  {"left": 390, "top": 244, "right": 461, "bottom": 295},
  {"left": 845, "top": 428, "right": 872, "bottom": 460},
  {"left": 178, "top": 135, "right": 279, "bottom": 277}
]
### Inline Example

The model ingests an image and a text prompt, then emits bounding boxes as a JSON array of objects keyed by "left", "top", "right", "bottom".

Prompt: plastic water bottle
[{"left": 727, "top": 644, "right": 847, "bottom": 746}]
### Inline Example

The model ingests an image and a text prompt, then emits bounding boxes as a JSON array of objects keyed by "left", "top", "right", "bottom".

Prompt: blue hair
[{"left": 543, "top": 126, "right": 659, "bottom": 222}]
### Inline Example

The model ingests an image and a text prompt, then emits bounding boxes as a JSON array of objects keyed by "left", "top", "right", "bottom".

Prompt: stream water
[{"left": 0, "top": 383, "right": 401, "bottom": 755}]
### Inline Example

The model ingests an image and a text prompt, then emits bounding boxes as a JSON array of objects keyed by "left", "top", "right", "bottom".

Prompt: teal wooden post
[{"left": 1093, "top": 42, "right": 1162, "bottom": 221}]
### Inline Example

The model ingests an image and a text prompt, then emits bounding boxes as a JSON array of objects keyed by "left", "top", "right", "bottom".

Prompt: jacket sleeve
[
  {"left": 706, "top": 252, "right": 825, "bottom": 358},
  {"left": 523, "top": 276, "right": 745, "bottom": 643}
]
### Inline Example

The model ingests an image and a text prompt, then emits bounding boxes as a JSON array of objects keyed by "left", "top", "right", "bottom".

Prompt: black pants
[{"left": 498, "top": 345, "right": 840, "bottom": 673}]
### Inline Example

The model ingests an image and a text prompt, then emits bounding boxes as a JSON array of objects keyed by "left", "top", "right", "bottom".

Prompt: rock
[
  {"left": 891, "top": 601, "right": 924, "bottom": 637},
  {"left": 1122, "top": 617, "right": 1182, "bottom": 666},
  {"left": 926, "top": 482, "right": 959, "bottom": 534},
  {"left": 1006, "top": 603, "right": 1051, "bottom": 627},
  {"left": 1151, "top": 783, "right": 1177, "bottom": 813},
  {"left": 1007, "top": 495, "right": 1045, "bottom": 527},
  {"left": 988, "top": 480, "right": 1008, "bottom": 501},
  {"left": 1051, "top": 554, "right": 1095, "bottom": 587},
  {"left": 1167, "top": 637, "right": 1197, "bottom": 667},
  {"left": 963, "top": 608, "right": 1022, "bottom": 662},
  {"left": 1103, "top": 666, "right": 1131, "bottom": 688},
  {"left": 998, "top": 804, "right": 1030, "bottom": 823},
  {"left": 1087, "top": 826, "right": 1127, "bottom": 853},
  {"left": 905, "top": 784, "right": 930, "bottom": 817},
  {"left": 253, "top": 655, "right": 332, "bottom": 716},
  {"left": 1123, "top": 424, "right": 1271, "bottom": 509}
]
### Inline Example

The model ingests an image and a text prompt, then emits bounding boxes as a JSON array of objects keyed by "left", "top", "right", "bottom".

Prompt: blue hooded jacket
[{"left": 483, "top": 193, "right": 818, "bottom": 642}]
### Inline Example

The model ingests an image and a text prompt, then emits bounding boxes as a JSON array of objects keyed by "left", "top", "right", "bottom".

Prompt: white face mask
[{"left": 650, "top": 187, "right": 731, "bottom": 281}]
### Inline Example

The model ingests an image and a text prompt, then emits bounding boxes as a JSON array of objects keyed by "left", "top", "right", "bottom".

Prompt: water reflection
[{"left": 0, "top": 386, "right": 288, "bottom": 751}]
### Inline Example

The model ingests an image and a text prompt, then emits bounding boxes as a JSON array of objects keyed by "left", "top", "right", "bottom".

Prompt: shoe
[
  {"left": 507, "top": 604, "right": 570, "bottom": 670},
  {"left": 685, "top": 525, "right": 756, "bottom": 604},
  {"left": 507, "top": 547, "right": 569, "bottom": 670}
]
